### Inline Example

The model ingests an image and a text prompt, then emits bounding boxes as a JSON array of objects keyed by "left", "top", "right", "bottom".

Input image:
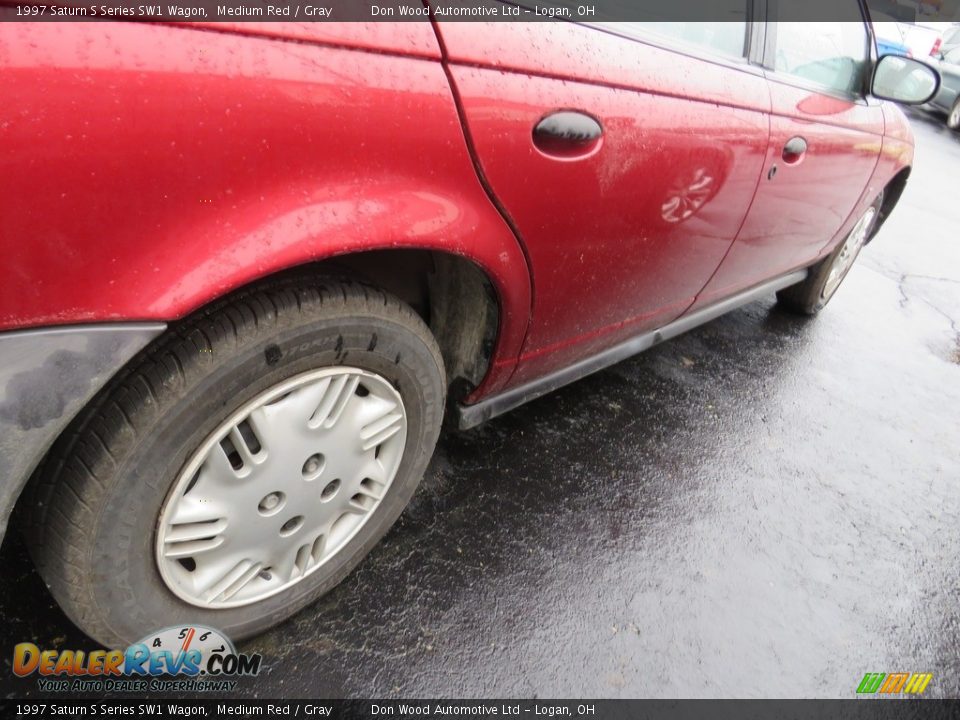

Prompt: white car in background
[
  {"left": 901, "top": 22, "right": 945, "bottom": 56},
  {"left": 873, "top": 17, "right": 950, "bottom": 58}
]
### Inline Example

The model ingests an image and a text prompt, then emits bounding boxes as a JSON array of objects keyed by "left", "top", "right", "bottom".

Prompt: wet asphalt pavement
[{"left": 2, "top": 106, "right": 959, "bottom": 700}]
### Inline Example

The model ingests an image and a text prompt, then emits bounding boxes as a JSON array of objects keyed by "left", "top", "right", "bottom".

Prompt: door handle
[
  {"left": 532, "top": 111, "right": 603, "bottom": 158},
  {"left": 782, "top": 136, "right": 808, "bottom": 164}
]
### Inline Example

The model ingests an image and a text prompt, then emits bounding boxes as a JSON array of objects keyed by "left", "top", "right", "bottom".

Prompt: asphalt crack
[{"left": 864, "top": 265, "right": 960, "bottom": 360}]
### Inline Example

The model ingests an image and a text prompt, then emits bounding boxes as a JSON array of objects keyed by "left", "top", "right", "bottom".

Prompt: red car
[{"left": 0, "top": 14, "right": 939, "bottom": 645}]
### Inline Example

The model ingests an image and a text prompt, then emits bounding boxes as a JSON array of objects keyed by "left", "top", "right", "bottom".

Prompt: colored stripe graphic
[{"left": 857, "top": 672, "right": 932, "bottom": 695}]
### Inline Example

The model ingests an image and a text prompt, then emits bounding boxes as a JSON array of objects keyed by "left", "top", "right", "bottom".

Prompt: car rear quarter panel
[{"left": 0, "top": 22, "right": 530, "bottom": 396}]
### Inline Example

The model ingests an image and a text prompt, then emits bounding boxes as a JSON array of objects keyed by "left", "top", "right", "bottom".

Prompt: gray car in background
[
  {"left": 929, "top": 45, "right": 960, "bottom": 128},
  {"left": 937, "top": 25, "right": 960, "bottom": 57}
]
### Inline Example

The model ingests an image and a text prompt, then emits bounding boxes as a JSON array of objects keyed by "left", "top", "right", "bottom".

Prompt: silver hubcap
[
  {"left": 156, "top": 367, "right": 407, "bottom": 608},
  {"left": 822, "top": 206, "right": 876, "bottom": 301}
]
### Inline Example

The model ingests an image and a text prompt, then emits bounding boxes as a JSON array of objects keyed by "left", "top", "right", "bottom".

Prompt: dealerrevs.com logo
[{"left": 12, "top": 625, "right": 262, "bottom": 693}]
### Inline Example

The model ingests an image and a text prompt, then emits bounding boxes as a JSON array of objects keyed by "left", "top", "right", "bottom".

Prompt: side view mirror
[{"left": 872, "top": 54, "right": 941, "bottom": 104}]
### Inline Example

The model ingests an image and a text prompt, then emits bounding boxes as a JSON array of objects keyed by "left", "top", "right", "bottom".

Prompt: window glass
[
  {"left": 625, "top": 21, "right": 748, "bottom": 58},
  {"left": 772, "top": 22, "right": 870, "bottom": 95},
  {"left": 872, "top": 21, "right": 906, "bottom": 46},
  {"left": 589, "top": 1, "right": 749, "bottom": 59}
]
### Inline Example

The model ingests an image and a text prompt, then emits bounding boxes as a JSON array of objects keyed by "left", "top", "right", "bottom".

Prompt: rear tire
[
  {"left": 776, "top": 194, "right": 882, "bottom": 316},
  {"left": 25, "top": 279, "right": 445, "bottom": 647}
]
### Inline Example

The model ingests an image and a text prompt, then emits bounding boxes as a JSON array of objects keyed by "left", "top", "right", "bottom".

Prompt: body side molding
[{"left": 456, "top": 269, "right": 809, "bottom": 429}]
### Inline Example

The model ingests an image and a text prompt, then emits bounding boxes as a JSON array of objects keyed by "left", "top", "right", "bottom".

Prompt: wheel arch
[
  {"left": 869, "top": 165, "right": 911, "bottom": 243},
  {"left": 2, "top": 243, "right": 528, "bottom": 549},
  {"left": 203, "top": 248, "right": 512, "bottom": 401}
]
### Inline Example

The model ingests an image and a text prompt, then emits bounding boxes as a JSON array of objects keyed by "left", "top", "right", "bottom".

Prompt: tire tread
[{"left": 25, "top": 278, "right": 443, "bottom": 646}]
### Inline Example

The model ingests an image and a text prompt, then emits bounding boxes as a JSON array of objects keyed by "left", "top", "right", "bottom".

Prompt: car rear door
[
  {"left": 436, "top": 11, "right": 771, "bottom": 384},
  {"left": 693, "top": 10, "right": 884, "bottom": 308}
]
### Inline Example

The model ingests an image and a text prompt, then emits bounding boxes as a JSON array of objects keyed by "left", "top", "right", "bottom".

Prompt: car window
[
  {"left": 620, "top": 20, "right": 747, "bottom": 59},
  {"left": 772, "top": 21, "right": 870, "bottom": 96},
  {"left": 873, "top": 21, "right": 906, "bottom": 45},
  {"left": 591, "top": 2, "right": 749, "bottom": 60}
]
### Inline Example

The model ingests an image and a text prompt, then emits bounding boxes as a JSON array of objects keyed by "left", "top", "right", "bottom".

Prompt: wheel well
[
  {"left": 254, "top": 250, "right": 500, "bottom": 401},
  {"left": 8, "top": 250, "right": 498, "bottom": 554},
  {"left": 870, "top": 167, "right": 911, "bottom": 242}
]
